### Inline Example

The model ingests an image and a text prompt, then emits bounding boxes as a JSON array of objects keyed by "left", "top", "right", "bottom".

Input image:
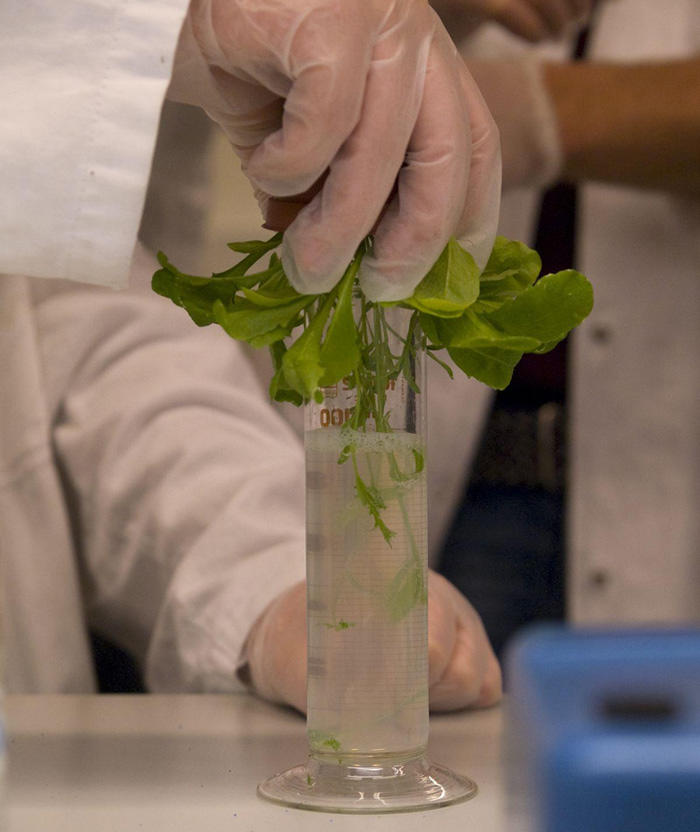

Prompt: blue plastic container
[{"left": 505, "top": 626, "right": 700, "bottom": 832}]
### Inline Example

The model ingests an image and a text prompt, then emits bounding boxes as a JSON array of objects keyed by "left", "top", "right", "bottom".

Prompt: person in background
[
  {"left": 436, "top": 0, "right": 700, "bottom": 657},
  {"left": 0, "top": 0, "right": 588, "bottom": 704}
]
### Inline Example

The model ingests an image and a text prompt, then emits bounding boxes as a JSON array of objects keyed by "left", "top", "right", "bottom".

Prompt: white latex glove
[
  {"left": 168, "top": 0, "right": 501, "bottom": 301},
  {"left": 432, "top": 0, "right": 593, "bottom": 44},
  {"left": 239, "top": 572, "right": 502, "bottom": 714},
  {"left": 465, "top": 59, "right": 562, "bottom": 189}
]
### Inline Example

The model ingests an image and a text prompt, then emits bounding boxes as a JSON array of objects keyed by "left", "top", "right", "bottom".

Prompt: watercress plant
[
  {"left": 152, "top": 234, "right": 592, "bottom": 623},
  {"left": 152, "top": 233, "right": 592, "bottom": 402}
]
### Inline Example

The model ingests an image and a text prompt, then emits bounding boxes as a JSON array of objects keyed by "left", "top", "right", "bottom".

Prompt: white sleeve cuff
[{"left": 0, "top": 0, "right": 190, "bottom": 287}]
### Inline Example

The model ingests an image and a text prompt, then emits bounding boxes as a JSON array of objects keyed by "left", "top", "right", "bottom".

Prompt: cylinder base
[{"left": 257, "top": 753, "right": 477, "bottom": 813}]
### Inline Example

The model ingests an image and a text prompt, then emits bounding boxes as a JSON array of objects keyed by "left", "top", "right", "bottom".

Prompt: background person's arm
[
  {"left": 466, "top": 56, "right": 700, "bottom": 195},
  {"left": 543, "top": 57, "right": 700, "bottom": 195},
  {"left": 432, "top": 0, "right": 593, "bottom": 44}
]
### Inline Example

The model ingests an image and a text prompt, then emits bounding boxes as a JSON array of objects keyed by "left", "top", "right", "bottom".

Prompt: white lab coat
[
  {"left": 462, "top": 0, "right": 700, "bottom": 625},
  {"left": 0, "top": 0, "right": 188, "bottom": 288},
  {"left": 1, "top": 246, "right": 307, "bottom": 692},
  {"left": 0, "top": 1, "right": 311, "bottom": 692}
]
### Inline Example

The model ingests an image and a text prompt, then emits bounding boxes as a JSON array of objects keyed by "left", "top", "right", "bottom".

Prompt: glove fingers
[
  {"left": 279, "top": 7, "right": 433, "bottom": 294},
  {"left": 359, "top": 25, "right": 498, "bottom": 302},
  {"left": 206, "top": 87, "right": 285, "bottom": 159},
  {"left": 243, "top": 21, "right": 374, "bottom": 197},
  {"left": 453, "top": 61, "right": 501, "bottom": 272},
  {"left": 196, "top": 1, "right": 375, "bottom": 197}
]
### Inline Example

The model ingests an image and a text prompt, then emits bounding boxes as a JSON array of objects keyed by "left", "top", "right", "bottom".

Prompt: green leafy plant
[
  {"left": 153, "top": 234, "right": 593, "bottom": 621},
  {"left": 153, "top": 233, "right": 592, "bottom": 401}
]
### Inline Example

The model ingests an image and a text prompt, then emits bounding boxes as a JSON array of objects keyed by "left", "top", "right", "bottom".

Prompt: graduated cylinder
[{"left": 304, "top": 304, "right": 428, "bottom": 763}]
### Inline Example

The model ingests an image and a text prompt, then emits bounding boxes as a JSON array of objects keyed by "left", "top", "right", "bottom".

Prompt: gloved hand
[
  {"left": 239, "top": 571, "right": 501, "bottom": 714},
  {"left": 431, "top": 0, "right": 593, "bottom": 44},
  {"left": 465, "top": 59, "right": 562, "bottom": 190},
  {"left": 168, "top": 0, "right": 501, "bottom": 301}
]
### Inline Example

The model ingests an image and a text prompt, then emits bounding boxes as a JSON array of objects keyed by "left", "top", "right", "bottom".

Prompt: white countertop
[{"left": 3, "top": 694, "right": 506, "bottom": 831}]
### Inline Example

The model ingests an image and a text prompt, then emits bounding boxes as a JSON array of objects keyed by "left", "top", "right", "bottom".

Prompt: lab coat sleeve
[
  {"left": 31, "top": 244, "right": 306, "bottom": 691},
  {"left": 0, "top": 0, "right": 190, "bottom": 289}
]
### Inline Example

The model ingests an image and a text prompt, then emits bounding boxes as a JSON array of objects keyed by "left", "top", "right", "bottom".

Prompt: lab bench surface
[{"left": 3, "top": 694, "right": 506, "bottom": 831}]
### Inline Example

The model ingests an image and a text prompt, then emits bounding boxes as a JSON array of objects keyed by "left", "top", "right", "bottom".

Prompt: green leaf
[
  {"left": 406, "top": 238, "right": 480, "bottom": 317},
  {"left": 533, "top": 338, "right": 564, "bottom": 355},
  {"left": 216, "top": 232, "right": 283, "bottom": 277},
  {"left": 248, "top": 326, "right": 299, "bottom": 348},
  {"left": 258, "top": 264, "right": 296, "bottom": 295},
  {"left": 391, "top": 311, "right": 422, "bottom": 395},
  {"left": 268, "top": 342, "right": 304, "bottom": 405},
  {"left": 388, "top": 449, "right": 424, "bottom": 484},
  {"left": 319, "top": 260, "right": 361, "bottom": 386},
  {"left": 336, "top": 440, "right": 355, "bottom": 465},
  {"left": 425, "top": 348, "right": 454, "bottom": 379},
  {"left": 323, "top": 619, "right": 355, "bottom": 631},
  {"left": 152, "top": 258, "right": 241, "bottom": 326},
  {"left": 447, "top": 344, "right": 523, "bottom": 390},
  {"left": 227, "top": 235, "right": 283, "bottom": 255},
  {"left": 386, "top": 564, "right": 427, "bottom": 622},
  {"left": 489, "top": 269, "right": 594, "bottom": 344},
  {"left": 419, "top": 313, "right": 442, "bottom": 345},
  {"left": 430, "top": 307, "right": 541, "bottom": 352},
  {"left": 240, "top": 285, "right": 302, "bottom": 307},
  {"left": 308, "top": 730, "right": 341, "bottom": 753},
  {"left": 282, "top": 291, "right": 337, "bottom": 400},
  {"left": 475, "top": 237, "right": 543, "bottom": 312},
  {"left": 481, "top": 236, "right": 542, "bottom": 282},
  {"left": 212, "top": 296, "right": 311, "bottom": 343}
]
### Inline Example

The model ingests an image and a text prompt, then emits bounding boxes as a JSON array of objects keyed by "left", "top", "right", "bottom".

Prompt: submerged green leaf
[
  {"left": 388, "top": 449, "right": 424, "bottom": 484},
  {"left": 386, "top": 564, "right": 427, "bottom": 622},
  {"left": 354, "top": 470, "right": 395, "bottom": 545},
  {"left": 323, "top": 619, "right": 355, "bottom": 631},
  {"left": 308, "top": 730, "right": 342, "bottom": 753}
]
